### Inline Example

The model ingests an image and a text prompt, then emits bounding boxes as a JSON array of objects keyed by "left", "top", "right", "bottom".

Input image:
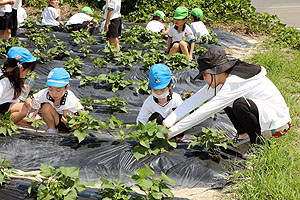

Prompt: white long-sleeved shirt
[
  {"left": 137, "top": 92, "right": 183, "bottom": 125},
  {"left": 163, "top": 67, "right": 291, "bottom": 137}
]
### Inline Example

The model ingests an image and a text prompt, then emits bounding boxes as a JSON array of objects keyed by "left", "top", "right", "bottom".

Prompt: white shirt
[
  {"left": 190, "top": 21, "right": 209, "bottom": 40},
  {"left": 33, "top": 88, "right": 83, "bottom": 115},
  {"left": 146, "top": 20, "right": 165, "bottom": 33},
  {"left": 168, "top": 24, "right": 195, "bottom": 43},
  {"left": 137, "top": 92, "right": 183, "bottom": 124},
  {"left": 12, "top": 0, "right": 21, "bottom": 10},
  {"left": 0, "top": 0, "right": 12, "bottom": 13},
  {"left": 17, "top": 6, "right": 26, "bottom": 27},
  {"left": 163, "top": 67, "right": 291, "bottom": 138},
  {"left": 66, "top": 13, "right": 93, "bottom": 26},
  {"left": 41, "top": 6, "right": 59, "bottom": 26},
  {"left": 0, "top": 76, "right": 18, "bottom": 104},
  {"left": 104, "top": 0, "right": 121, "bottom": 20}
]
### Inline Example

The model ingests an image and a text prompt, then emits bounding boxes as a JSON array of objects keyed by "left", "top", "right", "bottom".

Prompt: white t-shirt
[
  {"left": 146, "top": 20, "right": 165, "bottom": 33},
  {"left": 33, "top": 88, "right": 83, "bottom": 115},
  {"left": 190, "top": 21, "right": 210, "bottom": 40},
  {"left": 0, "top": 1, "right": 12, "bottom": 13},
  {"left": 0, "top": 76, "right": 18, "bottom": 104},
  {"left": 66, "top": 13, "right": 93, "bottom": 26},
  {"left": 17, "top": 7, "right": 27, "bottom": 27},
  {"left": 41, "top": 6, "right": 59, "bottom": 26},
  {"left": 104, "top": 0, "right": 121, "bottom": 20},
  {"left": 168, "top": 24, "right": 195, "bottom": 43},
  {"left": 164, "top": 67, "right": 291, "bottom": 138},
  {"left": 137, "top": 92, "right": 183, "bottom": 124}
]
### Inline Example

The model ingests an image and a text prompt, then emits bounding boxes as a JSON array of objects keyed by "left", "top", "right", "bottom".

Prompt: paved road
[{"left": 251, "top": 0, "right": 300, "bottom": 29}]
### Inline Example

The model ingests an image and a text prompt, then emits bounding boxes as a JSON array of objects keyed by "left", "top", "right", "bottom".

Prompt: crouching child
[{"left": 30, "top": 68, "right": 83, "bottom": 133}]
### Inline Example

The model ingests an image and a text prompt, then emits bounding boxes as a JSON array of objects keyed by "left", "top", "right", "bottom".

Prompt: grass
[{"left": 229, "top": 48, "right": 300, "bottom": 199}]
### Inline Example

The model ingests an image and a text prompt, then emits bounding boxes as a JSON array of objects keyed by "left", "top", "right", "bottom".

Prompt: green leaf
[
  {"left": 133, "top": 146, "right": 148, "bottom": 160},
  {"left": 73, "top": 129, "right": 88, "bottom": 143},
  {"left": 136, "top": 178, "right": 153, "bottom": 190},
  {"left": 40, "top": 163, "right": 54, "bottom": 177},
  {"left": 161, "top": 172, "right": 176, "bottom": 185},
  {"left": 59, "top": 166, "right": 79, "bottom": 178}
]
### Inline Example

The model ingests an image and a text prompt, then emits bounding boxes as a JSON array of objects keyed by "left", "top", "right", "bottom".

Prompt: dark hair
[
  {"left": 0, "top": 58, "right": 37, "bottom": 100},
  {"left": 191, "top": 14, "right": 200, "bottom": 22},
  {"left": 152, "top": 15, "right": 161, "bottom": 21}
]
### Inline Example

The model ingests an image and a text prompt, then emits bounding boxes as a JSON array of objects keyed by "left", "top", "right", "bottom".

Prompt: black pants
[
  {"left": 66, "top": 21, "right": 90, "bottom": 32},
  {"left": 224, "top": 98, "right": 262, "bottom": 144},
  {"left": 11, "top": 9, "right": 17, "bottom": 37},
  {"left": 149, "top": 112, "right": 184, "bottom": 138}
]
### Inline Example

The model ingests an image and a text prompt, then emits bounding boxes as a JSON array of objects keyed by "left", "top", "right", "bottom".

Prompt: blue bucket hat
[
  {"left": 7, "top": 46, "right": 36, "bottom": 63},
  {"left": 46, "top": 68, "right": 70, "bottom": 87},
  {"left": 149, "top": 64, "right": 173, "bottom": 90}
]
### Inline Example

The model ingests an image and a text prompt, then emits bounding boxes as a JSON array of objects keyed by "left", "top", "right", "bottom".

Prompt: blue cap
[
  {"left": 149, "top": 64, "right": 173, "bottom": 90},
  {"left": 46, "top": 68, "right": 70, "bottom": 87},
  {"left": 7, "top": 46, "right": 36, "bottom": 63}
]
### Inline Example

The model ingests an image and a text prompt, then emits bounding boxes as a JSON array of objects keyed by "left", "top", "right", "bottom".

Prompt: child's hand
[{"left": 61, "top": 115, "right": 67, "bottom": 125}]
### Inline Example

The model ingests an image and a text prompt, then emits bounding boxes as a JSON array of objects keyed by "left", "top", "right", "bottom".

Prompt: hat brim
[
  {"left": 46, "top": 81, "right": 68, "bottom": 88},
  {"left": 150, "top": 79, "right": 174, "bottom": 90},
  {"left": 174, "top": 16, "right": 187, "bottom": 19},
  {"left": 194, "top": 60, "right": 237, "bottom": 80}
]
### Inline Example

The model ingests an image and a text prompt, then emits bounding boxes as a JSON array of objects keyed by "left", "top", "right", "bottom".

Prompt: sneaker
[{"left": 47, "top": 129, "right": 57, "bottom": 134}]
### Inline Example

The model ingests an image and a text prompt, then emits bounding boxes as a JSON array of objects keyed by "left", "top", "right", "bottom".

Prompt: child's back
[{"left": 190, "top": 8, "right": 209, "bottom": 40}]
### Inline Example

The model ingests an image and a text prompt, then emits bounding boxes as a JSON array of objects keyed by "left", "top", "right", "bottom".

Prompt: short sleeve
[{"left": 33, "top": 89, "right": 48, "bottom": 104}]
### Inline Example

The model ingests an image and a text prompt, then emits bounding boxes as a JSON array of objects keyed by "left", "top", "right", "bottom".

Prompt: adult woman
[{"left": 163, "top": 49, "right": 291, "bottom": 144}]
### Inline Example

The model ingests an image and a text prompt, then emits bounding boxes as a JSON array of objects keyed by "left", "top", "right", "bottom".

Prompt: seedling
[
  {"left": 98, "top": 177, "right": 134, "bottom": 200},
  {"left": 64, "top": 56, "right": 84, "bottom": 77},
  {"left": 115, "top": 49, "right": 142, "bottom": 67},
  {"left": 101, "top": 97, "right": 128, "bottom": 113},
  {"left": 91, "top": 57, "right": 108, "bottom": 68},
  {"left": 27, "top": 32, "right": 52, "bottom": 50},
  {"left": 135, "top": 80, "right": 151, "bottom": 94},
  {"left": 67, "top": 110, "right": 106, "bottom": 143},
  {"left": 26, "top": 118, "right": 46, "bottom": 132},
  {"left": 142, "top": 49, "right": 168, "bottom": 70},
  {"left": 188, "top": 127, "right": 235, "bottom": 155},
  {"left": 48, "top": 41, "right": 70, "bottom": 60},
  {"left": 105, "top": 72, "right": 135, "bottom": 92},
  {"left": 79, "top": 74, "right": 107, "bottom": 87},
  {"left": 0, "top": 37, "right": 24, "bottom": 57},
  {"left": 128, "top": 121, "right": 176, "bottom": 160},
  {"left": 80, "top": 45, "right": 92, "bottom": 58},
  {"left": 28, "top": 164, "right": 90, "bottom": 199},
  {"left": 166, "top": 53, "right": 197, "bottom": 71},
  {"left": 0, "top": 157, "right": 14, "bottom": 185},
  {"left": 0, "top": 111, "right": 19, "bottom": 136},
  {"left": 129, "top": 164, "right": 176, "bottom": 200}
]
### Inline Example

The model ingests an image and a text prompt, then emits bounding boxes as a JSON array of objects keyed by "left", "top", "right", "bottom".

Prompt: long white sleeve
[{"left": 163, "top": 84, "right": 216, "bottom": 128}]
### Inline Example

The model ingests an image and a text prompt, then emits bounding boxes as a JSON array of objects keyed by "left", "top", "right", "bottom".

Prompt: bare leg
[
  {"left": 169, "top": 43, "right": 180, "bottom": 57},
  {"left": 4, "top": 29, "right": 11, "bottom": 40},
  {"left": 109, "top": 37, "right": 120, "bottom": 51},
  {"left": 9, "top": 102, "right": 31, "bottom": 125},
  {"left": 41, "top": 103, "right": 59, "bottom": 130},
  {"left": 179, "top": 41, "right": 191, "bottom": 59}
]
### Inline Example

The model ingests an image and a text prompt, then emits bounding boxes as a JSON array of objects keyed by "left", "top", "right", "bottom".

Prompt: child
[
  {"left": 0, "top": 46, "right": 37, "bottom": 125},
  {"left": 146, "top": 10, "right": 169, "bottom": 36},
  {"left": 0, "top": 0, "right": 15, "bottom": 40},
  {"left": 31, "top": 68, "right": 83, "bottom": 133},
  {"left": 163, "top": 49, "right": 291, "bottom": 144},
  {"left": 103, "top": 0, "right": 122, "bottom": 50},
  {"left": 166, "top": 6, "right": 195, "bottom": 60},
  {"left": 17, "top": 5, "right": 26, "bottom": 28},
  {"left": 137, "top": 64, "right": 182, "bottom": 125},
  {"left": 41, "top": 0, "right": 63, "bottom": 32},
  {"left": 11, "top": 0, "right": 22, "bottom": 36},
  {"left": 65, "top": 7, "right": 98, "bottom": 33},
  {"left": 190, "top": 8, "right": 209, "bottom": 40}
]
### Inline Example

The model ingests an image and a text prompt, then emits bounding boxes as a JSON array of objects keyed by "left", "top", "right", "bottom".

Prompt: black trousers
[
  {"left": 224, "top": 97, "right": 262, "bottom": 144},
  {"left": 11, "top": 9, "right": 17, "bottom": 37},
  {"left": 148, "top": 112, "right": 184, "bottom": 138}
]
